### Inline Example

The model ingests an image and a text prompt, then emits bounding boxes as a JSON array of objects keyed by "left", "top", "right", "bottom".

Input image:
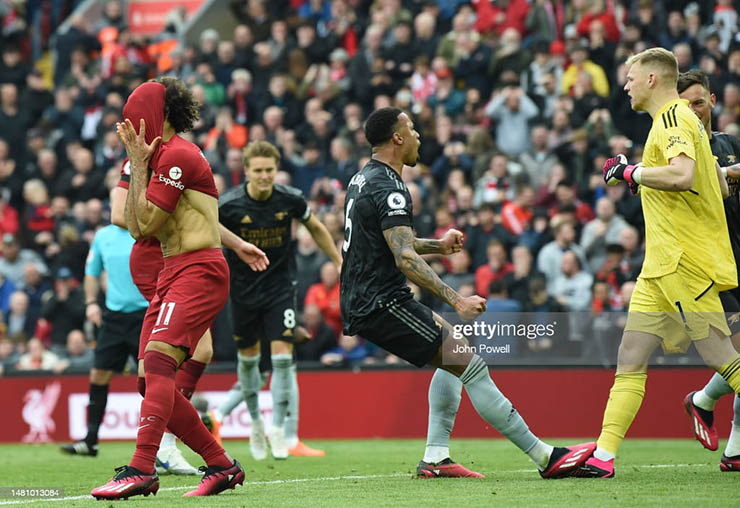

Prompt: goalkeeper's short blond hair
[{"left": 626, "top": 47, "right": 679, "bottom": 87}]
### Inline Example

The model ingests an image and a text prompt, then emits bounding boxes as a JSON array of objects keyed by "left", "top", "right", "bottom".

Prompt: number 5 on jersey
[{"left": 343, "top": 198, "right": 354, "bottom": 252}]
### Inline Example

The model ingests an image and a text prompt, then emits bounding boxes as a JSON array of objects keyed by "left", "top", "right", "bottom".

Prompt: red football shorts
[
  {"left": 130, "top": 238, "right": 164, "bottom": 302},
  {"left": 138, "top": 248, "right": 229, "bottom": 358}
]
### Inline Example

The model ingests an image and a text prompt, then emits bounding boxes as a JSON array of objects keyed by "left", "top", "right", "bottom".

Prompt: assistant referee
[{"left": 61, "top": 223, "right": 148, "bottom": 456}]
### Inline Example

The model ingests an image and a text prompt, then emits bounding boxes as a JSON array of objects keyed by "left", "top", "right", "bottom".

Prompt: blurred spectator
[
  {"left": 475, "top": 239, "right": 514, "bottom": 298},
  {"left": 0, "top": 83, "right": 31, "bottom": 166},
  {"left": 551, "top": 251, "right": 593, "bottom": 312},
  {"left": 580, "top": 197, "right": 628, "bottom": 272},
  {"left": 0, "top": 337, "right": 18, "bottom": 374},
  {"left": 503, "top": 245, "right": 540, "bottom": 306},
  {"left": 523, "top": 276, "right": 566, "bottom": 354},
  {"left": 320, "top": 334, "right": 368, "bottom": 367},
  {"left": 537, "top": 218, "right": 587, "bottom": 291},
  {"left": 485, "top": 84, "right": 539, "bottom": 157},
  {"left": 325, "top": 137, "right": 358, "bottom": 187},
  {"left": 295, "top": 226, "right": 328, "bottom": 309},
  {"left": 619, "top": 225, "right": 645, "bottom": 274},
  {"left": 487, "top": 279, "right": 521, "bottom": 312},
  {"left": 0, "top": 188, "right": 19, "bottom": 238},
  {"left": 0, "top": 233, "right": 48, "bottom": 286},
  {"left": 0, "top": 271, "right": 14, "bottom": 316},
  {"left": 295, "top": 304, "right": 338, "bottom": 362},
  {"left": 304, "top": 261, "right": 342, "bottom": 337},
  {"left": 561, "top": 42, "right": 609, "bottom": 98},
  {"left": 520, "top": 125, "right": 558, "bottom": 189},
  {"left": 465, "top": 204, "right": 516, "bottom": 269},
  {"left": 4, "top": 291, "right": 38, "bottom": 343},
  {"left": 19, "top": 263, "right": 51, "bottom": 313},
  {"left": 441, "top": 249, "right": 475, "bottom": 293},
  {"left": 501, "top": 185, "right": 535, "bottom": 236},
  {"left": 53, "top": 329, "right": 93, "bottom": 373},
  {"left": 40, "top": 267, "right": 86, "bottom": 349},
  {"left": 473, "top": 153, "right": 514, "bottom": 208},
  {"left": 16, "top": 337, "right": 59, "bottom": 371}
]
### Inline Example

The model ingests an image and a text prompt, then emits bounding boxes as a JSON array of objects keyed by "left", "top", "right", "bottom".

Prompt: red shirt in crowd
[{"left": 305, "top": 282, "right": 342, "bottom": 337}]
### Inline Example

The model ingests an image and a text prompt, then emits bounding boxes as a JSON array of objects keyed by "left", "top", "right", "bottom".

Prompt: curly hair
[{"left": 154, "top": 77, "right": 200, "bottom": 133}]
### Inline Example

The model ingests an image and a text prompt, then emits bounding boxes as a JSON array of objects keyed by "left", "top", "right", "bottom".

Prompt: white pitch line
[
  {"left": 0, "top": 464, "right": 717, "bottom": 506},
  {"left": 0, "top": 473, "right": 407, "bottom": 506}
]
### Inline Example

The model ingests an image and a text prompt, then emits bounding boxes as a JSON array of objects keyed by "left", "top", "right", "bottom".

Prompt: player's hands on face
[
  {"left": 86, "top": 302, "right": 102, "bottom": 327},
  {"left": 439, "top": 229, "right": 464, "bottom": 255},
  {"left": 235, "top": 240, "right": 269, "bottom": 272},
  {"left": 116, "top": 118, "right": 162, "bottom": 166},
  {"left": 455, "top": 295, "right": 487, "bottom": 321}
]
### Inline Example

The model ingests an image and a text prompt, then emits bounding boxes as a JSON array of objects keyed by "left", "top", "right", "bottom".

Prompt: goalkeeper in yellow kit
[{"left": 573, "top": 48, "right": 740, "bottom": 478}]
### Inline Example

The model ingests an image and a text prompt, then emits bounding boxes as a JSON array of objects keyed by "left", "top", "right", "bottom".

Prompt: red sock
[
  {"left": 167, "top": 389, "right": 231, "bottom": 468},
  {"left": 130, "top": 352, "right": 177, "bottom": 474},
  {"left": 175, "top": 359, "right": 206, "bottom": 400}
]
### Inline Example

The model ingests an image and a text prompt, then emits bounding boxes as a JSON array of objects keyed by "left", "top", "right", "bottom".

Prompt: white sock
[
  {"left": 693, "top": 390, "right": 717, "bottom": 411},
  {"left": 527, "top": 440, "right": 554, "bottom": 471},
  {"left": 423, "top": 445, "right": 450, "bottom": 464},
  {"left": 594, "top": 447, "right": 615, "bottom": 461},
  {"left": 726, "top": 425, "right": 740, "bottom": 457},
  {"left": 159, "top": 431, "right": 176, "bottom": 450}
]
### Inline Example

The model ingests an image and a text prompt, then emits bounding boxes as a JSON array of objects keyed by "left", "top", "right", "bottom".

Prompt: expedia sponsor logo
[{"left": 158, "top": 174, "right": 185, "bottom": 190}]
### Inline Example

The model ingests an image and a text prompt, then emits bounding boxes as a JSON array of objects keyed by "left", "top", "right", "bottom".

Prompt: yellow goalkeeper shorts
[{"left": 625, "top": 257, "right": 730, "bottom": 353}]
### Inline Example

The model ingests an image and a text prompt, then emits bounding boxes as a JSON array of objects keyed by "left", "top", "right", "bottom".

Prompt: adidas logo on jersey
[{"left": 158, "top": 174, "right": 185, "bottom": 190}]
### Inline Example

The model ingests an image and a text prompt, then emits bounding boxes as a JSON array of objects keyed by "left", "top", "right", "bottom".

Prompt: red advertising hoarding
[{"left": 1, "top": 368, "right": 733, "bottom": 443}]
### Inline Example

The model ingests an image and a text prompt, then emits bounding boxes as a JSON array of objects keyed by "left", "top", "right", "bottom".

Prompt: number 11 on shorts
[{"left": 156, "top": 302, "right": 176, "bottom": 327}]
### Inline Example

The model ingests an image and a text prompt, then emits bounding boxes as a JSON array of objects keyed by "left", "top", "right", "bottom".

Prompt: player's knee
[
  {"left": 239, "top": 343, "right": 260, "bottom": 357},
  {"left": 90, "top": 368, "right": 113, "bottom": 385},
  {"left": 271, "top": 340, "right": 293, "bottom": 355},
  {"left": 193, "top": 341, "right": 213, "bottom": 364},
  {"left": 137, "top": 359, "right": 145, "bottom": 377}
]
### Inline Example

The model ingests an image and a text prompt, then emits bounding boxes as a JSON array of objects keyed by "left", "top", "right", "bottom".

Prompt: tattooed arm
[
  {"left": 384, "top": 226, "right": 486, "bottom": 319},
  {"left": 413, "top": 229, "right": 464, "bottom": 255},
  {"left": 385, "top": 225, "right": 460, "bottom": 306}
]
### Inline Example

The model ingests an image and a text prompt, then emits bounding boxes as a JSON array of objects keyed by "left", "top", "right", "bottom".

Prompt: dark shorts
[
  {"left": 720, "top": 289, "right": 740, "bottom": 335},
  {"left": 354, "top": 298, "right": 444, "bottom": 368},
  {"left": 139, "top": 249, "right": 230, "bottom": 359},
  {"left": 232, "top": 291, "right": 297, "bottom": 350},
  {"left": 94, "top": 307, "right": 147, "bottom": 372}
]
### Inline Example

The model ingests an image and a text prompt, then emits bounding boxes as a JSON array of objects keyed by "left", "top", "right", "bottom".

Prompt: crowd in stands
[{"left": 0, "top": 0, "right": 739, "bottom": 373}]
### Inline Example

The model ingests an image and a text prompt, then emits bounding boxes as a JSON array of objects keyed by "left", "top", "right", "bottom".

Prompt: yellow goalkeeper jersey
[{"left": 639, "top": 99, "right": 736, "bottom": 290}]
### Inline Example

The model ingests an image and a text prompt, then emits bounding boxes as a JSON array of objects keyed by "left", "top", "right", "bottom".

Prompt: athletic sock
[
  {"left": 270, "top": 354, "right": 293, "bottom": 428},
  {"left": 696, "top": 372, "right": 733, "bottom": 410},
  {"left": 216, "top": 382, "right": 244, "bottom": 420},
  {"left": 85, "top": 383, "right": 109, "bottom": 446},
  {"left": 159, "top": 431, "right": 176, "bottom": 450},
  {"left": 237, "top": 353, "right": 262, "bottom": 421},
  {"left": 424, "top": 369, "right": 461, "bottom": 464},
  {"left": 175, "top": 359, "right": 207, "bottom": 400},
  {"left": 130, "top": 351, "right": 177, "bottom": 474},
  {"left": 285, "top": 362, "right": 299, "bottom": 448},
  {"left": 166, "top": 389, "right": 231, "bottom": 468},
  {"left": 718, "top": 355, "right": 740, "bottom": 394},
  {"left": 459, "top": 356, "right": 540, "bottom": 457},
  {"left": 594, "top": 448, "right": 615, "bottom": 461},
  {"left": 596, "top": 372, "right": 647, "bottom": 456},
  {"left": 725, "top": 395, "right": 740, "bottom": 457}
]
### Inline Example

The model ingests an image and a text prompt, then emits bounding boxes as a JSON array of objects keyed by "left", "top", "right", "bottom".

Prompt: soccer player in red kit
[
  {"left": 92, "top": 79, "right": 245, "bottom": 499},
  {"left": 111, "top": 108, "right": 266, "bottom": 474}
]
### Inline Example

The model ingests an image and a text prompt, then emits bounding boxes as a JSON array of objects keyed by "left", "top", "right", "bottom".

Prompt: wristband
[
  {"left": 632, "top": 166, "right": 643, "bottom": 184},
  {"left": 721, "top": 166, "right": 728, "bottom": 179}
]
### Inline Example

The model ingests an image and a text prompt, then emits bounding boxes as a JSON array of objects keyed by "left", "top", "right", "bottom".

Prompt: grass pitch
[{"left": 0, "top": 439, "right": 734, "bottom": 507}]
